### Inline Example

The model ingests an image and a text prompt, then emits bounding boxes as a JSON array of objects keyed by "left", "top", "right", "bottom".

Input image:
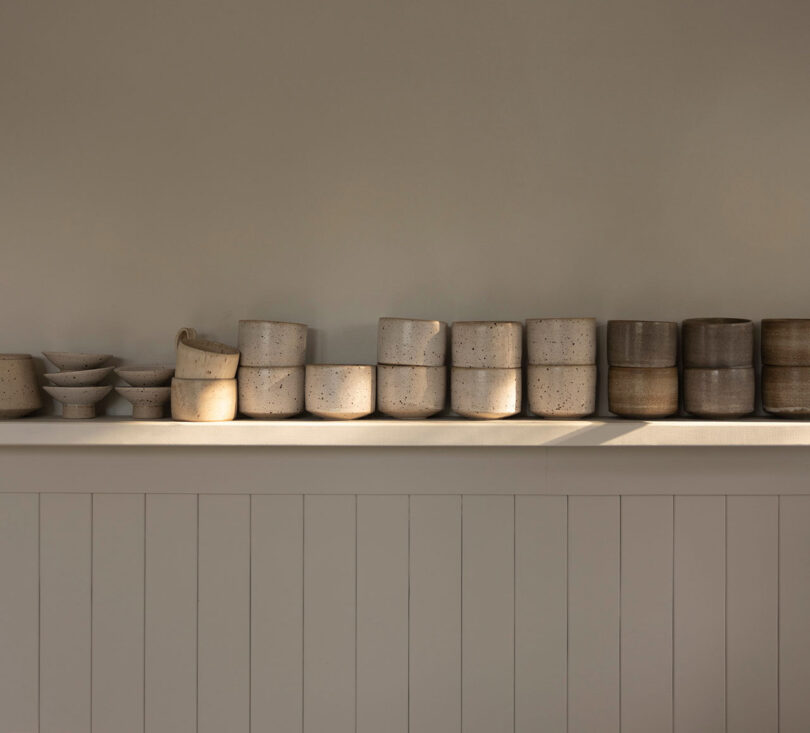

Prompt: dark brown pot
[
  {"left": 683, "top": 367, "right": 754, "bottom": 418},
  {"left": 607, "top": 320, "right": 678, "bottom": 367},
  {"left": 682, "top": 318, "right": 753, "bottom": 368},
  {"left": 761, "top": 319, "right": 810, "bottom": 366},
  {"left": 608, "top": 366, "right": 678, "bottom": 418},
  {"left": 762, "top": 366, "right": 810, "bottom": 417}
]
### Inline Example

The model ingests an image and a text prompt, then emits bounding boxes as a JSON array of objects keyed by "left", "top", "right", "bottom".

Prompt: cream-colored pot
[
  {"left": 450, "top": 366, "right": 522, "bottom": 419},
  {"left": 527, "top": 364, "right": 597, "bottom": 418},
  {"left": 377, "top": 365, "right": 446, "bottom": 418},
  {"left": 171, "top": 378, "right": 237, "bottom": 422},
  {"left": 526, "top": 318, "right": 597, "bottom": 365},
  {"left": 238, "top": 320, "right": 307, "bottom": 367},
  {"left": 42, "top": 385, "right": 111, "bottom": 419},
  {"left": 0, "top": 354, "right": 42, "bottom": 418},
  {"left": 175, "top": 328, "right": 240, "bottom": 379},
  {"left": 238, "top": 366, "right": 304, "bottom": 419},
  {"left": 377, "top": 317, "right": 447, "bottom": 366},
  {"left": 451, "top": 321, "right": 522, "bottom": 368},
  {"left": 116, "top": 387, "right": 171, "bottom": 419},
  {"left": 305, "top": 365, "right": 376, "bottom": 420}
]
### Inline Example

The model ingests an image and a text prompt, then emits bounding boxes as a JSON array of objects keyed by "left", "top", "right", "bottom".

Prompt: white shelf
[{"left": 1, "top": 416, "right": 810, "bottom": 447}]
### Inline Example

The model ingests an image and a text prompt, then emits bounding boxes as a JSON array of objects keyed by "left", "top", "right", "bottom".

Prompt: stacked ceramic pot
[
  {"left": 237, "top": 320, "right": 306, "bottom": 419},
  {"left": 608, "top": 321, "right": 679, "bottom": 418},
  {"left": 0, "top": 354, "right": 43, "bottom": 418},
  {"left": 171, "top": 328, "right": 240, "bottom": 421},
  {"left": 114, "top": 365, "right": 174, "bottom": 419},
  {"left": 305, "top": 364, "right": 376, "bottom": 419},
  {"left": 42, "top": 352, "right": 113, "bottom": 419},
  {"left": 761, "top": 319, "right": 810, "bottom": 418},
  {"left": 376, "top": 317, "right": 447, "bottom": 418},
  {"left": 451, "top": 321, "right": 522, "bottom": 419},
  {"left": 683, "top": 318, "right": 754, "bottom": 418},
  {"left": 526, "top": 318, "right": 597, "bottom": 418}
]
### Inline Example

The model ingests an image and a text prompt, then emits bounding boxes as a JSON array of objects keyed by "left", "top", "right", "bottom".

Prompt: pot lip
[
  {"left": 682, "top": 317, "right": 752, "bottom": 327},
  {"left": 684, "top": 366, "right": 755, "bottom": 373},
  {"left": 306, "top": 363, "right": 375, "bottom": 369},
  {"left": 0, "top": 353, "right": 34, "bottom": 360},
  {"left": 180, "top": 338, "right": 239, "bottom": 355},
  {"left": 451, "top": 320, "right": 522, "bottom": 327},
  {"left": 238, "top": 319, "right": 308, "bottom": 328},
  {"left": 607, "top": 319, "right": 677, "bottom": 327},
  {"left": 450, "top": 365, "right": 521, "bottom": 372},
  {"left": 525, "top": 316, "right": 596, "bottom": 323},
  {"left": 379, "top": 316, "right": 447, "bottom": 325},
  {"left": 377, "top": 363, "right": 446, "bottom": 370},
  {"left": 761, "top": 318, "right": 810, "bottom": 325}
]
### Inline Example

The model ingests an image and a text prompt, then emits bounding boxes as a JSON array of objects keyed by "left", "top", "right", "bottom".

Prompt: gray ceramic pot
[
  {"left": 762, "top": 366, "right": 810, "bottom": 417},
  {"left": 608, "top": 366, "right": 679, "bottom": 418},
  {"left": 761, "top": 319, "right": 810, "bottom": 366},
  {"left": 607, "top": 320, "right": 678, "bottom": 368},
  {"left": 683, "top": 367, "right": 755, "bottom": 418},
  {"left": 681, "top": 318, "right": 753, "bottom": 368}
]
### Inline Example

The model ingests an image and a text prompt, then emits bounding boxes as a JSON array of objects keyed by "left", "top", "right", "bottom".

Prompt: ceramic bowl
[
  {"left": 171, "top": 378, "right": 237, "bottom": 422},
  {"left": 681, "top": 318, "right": 753, "bottom": 368},
  {"left": 683, "top": 367, "right": 755, "bottom": 419},
  {"left": 377, "top": 317, "right": 448, "bottom": 366},
  {"left": 527, "top": 364, "right": 597, "bottom": 418},
  {"left": 116, "top": 387, "right": 171, "bottom": 419},
  {"left": 43, "top": 352, "right": 112, "bottom": 371},
  {"left": 377, "top": 365, "right": 446, "bottom": 418},
  {"left": 762, "top": 366, "right": 810, "bottom": 417},
  {"left": 238, "top": 320, "right": 308, "bottom": 367},
  {"left": 305, "top": 365, "right": 376, "bottom": 420},
  {"left": 115, "top": 365, "right": 175, "bottom": 387},
  {"left": 450, "top": 366, "right": 521, "bottom": 419},
  {"left": 451, "top": 321, "right": 522, "bottom": 368},
  {"left": 607, "top": 320, "right": 678, "bottom": 368},
  {"left": 44, "top": 366, "right": 114, "bottom": 387},
  {"left": 608, "top": 366, "right": 679, "bottom": 418},
  {"left": 761, "top": 319, "right": 810, "bottom": 366},
  {"left": 175, "top": 338, "right": 240, "bottom": 379},
  {"left": 43, "top": 385, "right": 112, "bottom": 419},
  {"left": 238, "top": 366, "right": 304, "bottom": 419},
  {"left": 0, "top": 354, "right": 42, "bottom": 418},
  {"left": 525, "top": 318, "right": 596, "bottom": 365}
]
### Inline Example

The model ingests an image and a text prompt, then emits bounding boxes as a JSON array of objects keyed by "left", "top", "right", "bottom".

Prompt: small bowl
[
  {"left": 451, "top": 321, "right": 522, "bottom": 368},
  {"left": 238, "top": 366, "right": 304, "bottom": 419},
  {"left": 175, "top": 329, "right": 240, "bottom": 380},
  {"left": 525, "top": 318, "right": 596, "bottom": 366},
  {"left": 607, "top": 320, "right": 678, "bottom": 368},
  {"left": 450, "top": 366, "right": 521, "bottom": 419},
  {"left": 377, "top": 317, "right": 448, "bottom": 366},
  {"left": 762, "top": 366, "right": 810, "bottom": 417},
  {"left": 683, "top": 367, "right": 755, "bottom": 419},
  {"left": 171, "top": 378, "right": 237, "bottom": 422},
  {"left": 761, "top": 319, "right": 810, "bottom": 366},
  {"left": 377, "top": 365, "right": 446, "bottom": 418},
  {"left": 608, "top": 366, "right": 679, "bottom": 418},
  {"left": 0, "top": 354, "right": 42, "bottom": 418},
  {"left": 238, "top": 320, "right": 308, "bottom": 367},
  {"left": 305, "top": 365, "right": 376, "bottom": 420},
  {"left": 527, "top": 364, "right": 596, "bottom": 418},
  {"left": 115, "top": 365, "right": 175, "bottom": 387},
  {"left": 44, "top": 366, "right": 114, "bottom": 387},
  {"left": 43, "top": 385, "right": 112, "bottom": 419},
  {"left": 681, "top": 318, "right": 753, "bottom": 368},
  {"left": 43, "top": 352, "right": 112, "bottom": 371},
  {"left": 116, "top": 387, "right": 171, "bottom": 419}
]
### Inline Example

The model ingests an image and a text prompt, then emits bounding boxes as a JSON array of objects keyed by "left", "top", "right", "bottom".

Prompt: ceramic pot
[
  {"left": 238, "top": 366, "right": 304, "bottom": 419},
  {"left": 115, "top": 366, "right": 175, "bottom": 387},
  {"left": 450, "top": 366, "right": 521, "bottom": 419},
  {"left": 607, "top": 320, "right": 678, "bottom": 367},
  {"left": 525, "top": 318, "right": 596, "bottom": 365},
  {"left": 683, "top": 367, "right": 755, "bottom": 418},
  {"left": 44, "top": 366, "right": 114, "bottom": 387},
  {"left": 305, "top": 365, "right": 376, "bottom": 420},
  {"left": 377, "top": 317, "right": 447, "bottom": 366},
  {"left": 43, "top": 385, "right": 112, "bottom": 419},
  {"left": 451, "top": 321, "right": 522, "bottom": 368},
  {"left": 116, "top": 387, "right": 171, "bottom": 419},
  {"left": 377, "top": 365, "right": 446, "bottom": 418},
  {"left": 43, "top": 352, "right": 111, "bottom": 371},
  {"left": 238, "top": 320, "right": 308, "bottom": 367},
  {"left": 171, "top": 378, "right": 237, "bottom": 421},
  {"left": 761, "top": 319, "right": 810, "bottom": 366},
  {"left": 527, "top": 364, "right": 596, "bottom": 418},
  {"left": 175, "top": 328, "right": 240, "bottom": 379},
  {"left": 762, "top": 366, "right": 810, "bottom": 417},
  {"left": 0, "top": 354, "right": 43, "bottom": 418},
  {"left": 608, "top": 366, "right": 679, "bottom": 418},
  {"left": 681, "top": 318, "right": 753, "bottom": 368}
]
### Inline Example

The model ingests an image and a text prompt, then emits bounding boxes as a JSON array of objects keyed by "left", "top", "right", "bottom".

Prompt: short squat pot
[
  {"left": 525, "top": 318, "right": 596, "bottom": 366},
  {"left": 0, "top": 354, "right": 43, "bottom": 418},
  {"left": 238, "top": 366, "right": 304, "bottom": 419},
  {"left": 762, "top": 366, "right": 810, "bottom": 417},
  {"left": 451, "top": 321, "right": 522, "bottom": 368},
  {"left": 761, "top": 319, "right": 810, "bottom": 366},
  {"left": 450, "top": 367, "right": 521, "bottom": 419},
  {"left": 377, "top": 317, "right": 447, "bottom": 366},
  {"left": 171, "top": 378, "right": 237, "bottom": 422},
  {"left": 682, "top": 318, "right": 753, "bottom": 368},
  {"left": 377, "top": 365, "right": 446, "bottom": 418},
  {"left": 238, "top": 320, "right": 307, "bottom": 367},
  {"left": 607, "top": 320, "right": 678, "bottom": 368},
  {"left": 527, "top": 364, "right": 596, "bottom": 418},
  {"left": 608, "top": 366, "right": 678, "bottom": 418},
  {"left": 175, "top": 328, "right": 240, "bottom": 379},
  {"left": 683, "top": 367, "right": 755, "bottom": 419},
  {"left": 305, "top": 365, "right": 376, "bottom": 420}
]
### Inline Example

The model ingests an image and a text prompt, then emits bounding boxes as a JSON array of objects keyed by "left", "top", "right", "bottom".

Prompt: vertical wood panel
[
  {"left": 514, "top": 495, "right": 567, "bottom": 733},
  {"left": 621, "top": 496, "right": 673, "bottom": 733},
  {"left": 674, "top": 496, "right": 725, "bottom": 733},
  {"left": 568, "top": 495, "right": 620, "bottom": 733},
  {"left": 304, "top": 495, "right": 356, "bottom": 733},
  {"left": 0, "top": 493, "right": 39, "bottom": 733},
  {"left": 356, "top": 495, "right": 409, "bottom": 733},
  {"left": 40, "top": 493, "right": 92, "bottom": 733},
  {"left": 145, "top": 494, "right": 197, "bottom": 733},
  {"left": 252, "top": 494, "right": 304, "bottom": 733},
  {"left": 198, "top": 495, "right": 250, "bottom": 733},
  {"left": 410, "top": 495, "right": 461, "bottom": 733}
]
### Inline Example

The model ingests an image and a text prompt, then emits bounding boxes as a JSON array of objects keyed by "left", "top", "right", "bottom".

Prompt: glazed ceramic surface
[
  {"left": 171, "top": 378, "right": 237, "bottom": 421},
  {"left": 607, "top": 320, "right": 678, "bottom": 367},
  {"left": 762, "top": 366, "right": 810, "bottom": 417},
  {"left": 44, "top": 366, "right": 114, "bottom": 387},
  {"left": 761, "top": 319, "right": 810, "bottom": 366},
  {"left": 175, "top": 338, "right": 240, "bottom": 379},
  {"left": 116, "top": 386, "right": 171, "bottom": 419},
  {"left": 238, "top": 320, "right": 308, "bottom": 367},
  {"left": 0, "top": 354, "right": 42, "bottom": 418},
  {"left": 377, "top": 318, "right": 448, "bottom": 366},
  {"left": 42, "top": 352, "right": 111, "bottom": 371},
  {"left": 681, "top": 318, "right": 753, "bottom": 368},
  {"left": 527, "top": 364, "right": 596, "bottom": 418},
  {"left": 237, "top": 366, "right": 304, "bottom": 419},
  {"left": 115, "top": 366, "right": 175, "bottom": 387},
  {"left": 450, "top": 366, "right": 521, "bottom": 419},
  {"left": 42, "top": 385, "right": 112, "bottom": 419},
  {"left": 608, "top": 366, "right": 679, "bottom": 418},
  {"left": 525, "top": 318, "right": 596, "bottom": 365},
  {"left": 451, "top": 321, "right": 522, "bottom": 368},
  {"left": 377, "top": 365, "right": 446, "bottom": 418},
  {"left": 305, "top": 365, "right": 376, "bottom": 420},
  {"left": 683, "top": 367, "right": 755, "bottom": 418}
]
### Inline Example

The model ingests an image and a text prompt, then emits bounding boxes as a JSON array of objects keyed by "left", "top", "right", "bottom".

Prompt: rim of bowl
[
  {"left": 608, "top": 319, "right": 677, "bottom": 327},
  {"left": 525, "top": 317, "right": 596, "bottom": 323},
  {"left": 238, "top": 319, "right": 308, "bottom": 328},
  {"left": 116, "top": 365, "right": 174, "bottom": 372},
  {"left": 682, "top": 318, "right": 751, "bottom": 327},
  {"left": 180, "top": 339, "right": 239, "bottom": 355},
  {"left": 451, "top": 366, "right": 522, "bottom": 372},
  {"left": 0, "top": 353, "right": 33, "bottom": 359},
  {"left": 451, "top": 320, "right": 522, "bottom": 327},
  {"left": 306, "top": 363, "right": 375, "bottom": 368},
  {"left": 761, "top": 318, "right": 810, "bottom": 325},
  {"left": 379, "top": 316, "right": 446, "bottom": 324}
]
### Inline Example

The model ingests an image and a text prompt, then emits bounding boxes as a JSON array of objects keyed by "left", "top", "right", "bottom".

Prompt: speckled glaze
[
  {"left": 305, "top": 365, "right": 376, "bottom": 420},
  {"left": 116, "top": 386, "right": 172, "bottom": 419},
  {"left": 44, "top": 366, "right": 114, "bottom": 387},
  {"left": 175, "top": 335, "right": 240, "bottom": 379},
  {"left": 762, "top": 366, "right": 810, "bottom": 417},
  {"left": 238, "top": 366, "right": 304, "bottom": 419},
  {"left": 607, "top": 320, "right": 678, "bottom": 367},
  {"left": 682, "top": 318, "right": 753, "bottom": 368},
  {"left": 526, "top": 318, "right": 596, "bottom": 365},
  {"left": 450, "top": 367, "right": 521, "bottom": 419},
  {"left": 43, "top": 352, "right": 111, "bottom": 371},
  {"left": 761, "top": 319, "right": 810, "bottom": 366},
  {"left": 527, "top": 365, "right": 596, "bottom": 418},
  {"left": 43, "top": 385, "right": 112, "bottom": 419},
  {"left": 608, "top": 366, "right": 679, "bottom": 418},
  {"left": 238, "top": 320, "right": 308, "bottom": 367},
  {"left": 0, "top": 354, "right": 42, "bottom": 418},
  {"left": 115, "top": 366, "right": 175, "bottom": 387},
  {"left": 451, "top": 321, "right": 522, "bottom": 368},
  {"left": 377, "top": 318, "right": 448, "bottom": 366},
  {"left": 377, "top": 365, "right": 446, "bottom": 418},
  {"left": 171, "top": 378, "right": 237, "bottom": 421},
  {"left": 683, "top": 367, "right": 755, "bottom": 418}
]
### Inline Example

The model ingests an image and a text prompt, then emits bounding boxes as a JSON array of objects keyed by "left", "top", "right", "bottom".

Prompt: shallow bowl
[
  {"left": 116, "top": 386, "right": 171, "bottom": 419},
  {"left": 115, "top": 365, "right": 175, "bottom": 387},
  {"left": 45, "top": 366, "right": 114, "bottom": 387},
  {"left": 43, "top": 352, "right": 112, "bottom": 371},
  {"left": 43, "top": 385, "right": 112, "bottom": 419}
]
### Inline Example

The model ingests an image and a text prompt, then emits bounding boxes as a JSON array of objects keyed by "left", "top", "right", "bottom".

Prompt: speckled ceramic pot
[
  {"left": 451, "top": 321, "right": 522, "bottom": 368},
  {"left": 762, "top": 366, "right": 810, "bottom": 417},
  {"left": 683, "top": 367, "right": 755, "bottom": 418},
  {"left": 45, "top": 366, "right": 114, "bottom": 387},
  {"left": 682, "top": 318, "right": 753, "bottom": 368},
  {"left": 450, "top": 367, "right": 521, "bottom": 419},
  {"left": 171, "top": 378, "right": 237, "bottom": 421},
  {"left": 238, "top": 320, "right": 307, "bottom": 367},
  {"left": 115, "top": 366, "right": 175, "bottom": 387},
  {"left": 607, "top": 320, "right": 678, "bottom": 368},
  {"left": 238, "top": 366, "right": 304, "bottom": 419},
  {"left": 175, "top": 333, "right": 240, "bottom": 379},
  {"left": 43, "top": 385, "right": 112, "bottom": 419},
  {"left": 43, "top": 352, "right": 111, "bottom": 371},
  {"left": 527, "top": 365, "right": 596, "bottom": 418},
  {"left": 116, "top": 387, "right": 171, "bottom": 419},
  {"left": 526, "top": 318, "right": 596, "bottom": 365},
  {"left": 377, "top": 317, "right": 447, "bottom": 366},
  {"left": 761, "top": 319, "right": 810, "bottom": 366},
  {"left": 377, "top": 365, "right": 446, "bottom": 418},
  {"left": 305, "top": 365, "right": 376, "bottom": 419},
  {"left": 608, "top": 366, "right": 679, "bottom": 418},
  {"left": 0, "top": 354, "right": 42, "bottom": 418}
]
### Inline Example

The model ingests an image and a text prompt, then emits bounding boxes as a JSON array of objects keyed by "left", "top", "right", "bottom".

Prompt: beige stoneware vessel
[
  {"left": 43, "top": 385, "right": 112, "bottom": 419},
  {"left": 450, "top": 366, "right": 521, "bottom": 419},
  {"left": 116, "top": 387, "right": 172, "bottom": 419},
  {"left": 762, "top": 366, "right": 810, "bottom": 417},
  {"left": 761, "top": 319, "right": 810, "bottom": 366},
  {"left": 171, "top": 377, "right": 237, "bottom": 421},
  {"left": 305, "top": 365, "right": 376, "bottom": 420},
  {"left": 451, "top": 321, "right": 522, "bottom": 368},
  {"left": 115, "top": 366, "right": 175, "bottom": 387},
  {"left": 43, "top": 352, "right": 111, "bottom": 371},
  {"left": 377, "top": 318, "right": 448, "bottom": 366},
  {"left": 527, "top": 365, "right": 597, "bottom": 418},
  {"left": 175, "top": 328, "right": 240, "bottom": 379},
  {"left": 526, "top": 318, "right": 596, "bottom": 365},
  {"left": 238, "top": 320, "right": 308, "bottom": 367},
  {"left": 238, "top": 366, "right": 304, "bottom": 419},
  {"left": 44, "top": 366, "right": 114, "bottom": 387},
  {"left": 0, "top": 354, "right": 42, "bottom": 418},
  {"left": 683, "top": 367, "right": 755, "bottom": 418},
  {"left": 377, "top": 365, "right": 446, "bottom": 418},
  {"left": 607, "top": 320, "right": 678, "bottom": 367},
  {"left": 608, "top": 366, "right": 679, "bottom": 418}
]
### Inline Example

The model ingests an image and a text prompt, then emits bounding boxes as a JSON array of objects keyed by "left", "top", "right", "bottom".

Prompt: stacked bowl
[
  {"left": 115, "top": 365, "right": 174, "bottom": 418},
  {"left": 42, "top": 352, "right": 113, "bottom": 418},
  {"left": 451, "top": 321, "right": 522, "bottom": 419},
  {"left": 0, "top": 354, "right": 43, "bottom": 418},
  {"left": 305, "top": 364, "right": 376, "bottom": 419},
  {"left": 377, "top": 317, "right": 447, "bottom": 418},
  {"left": 526, "top": 318, "right": 596, "bottom": 418},
  {"left": 761, "top": 319, "right": 810, "bottom": 418},
  {"left": 237, "top": 320, "right": 307, "bottom": 419}
]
